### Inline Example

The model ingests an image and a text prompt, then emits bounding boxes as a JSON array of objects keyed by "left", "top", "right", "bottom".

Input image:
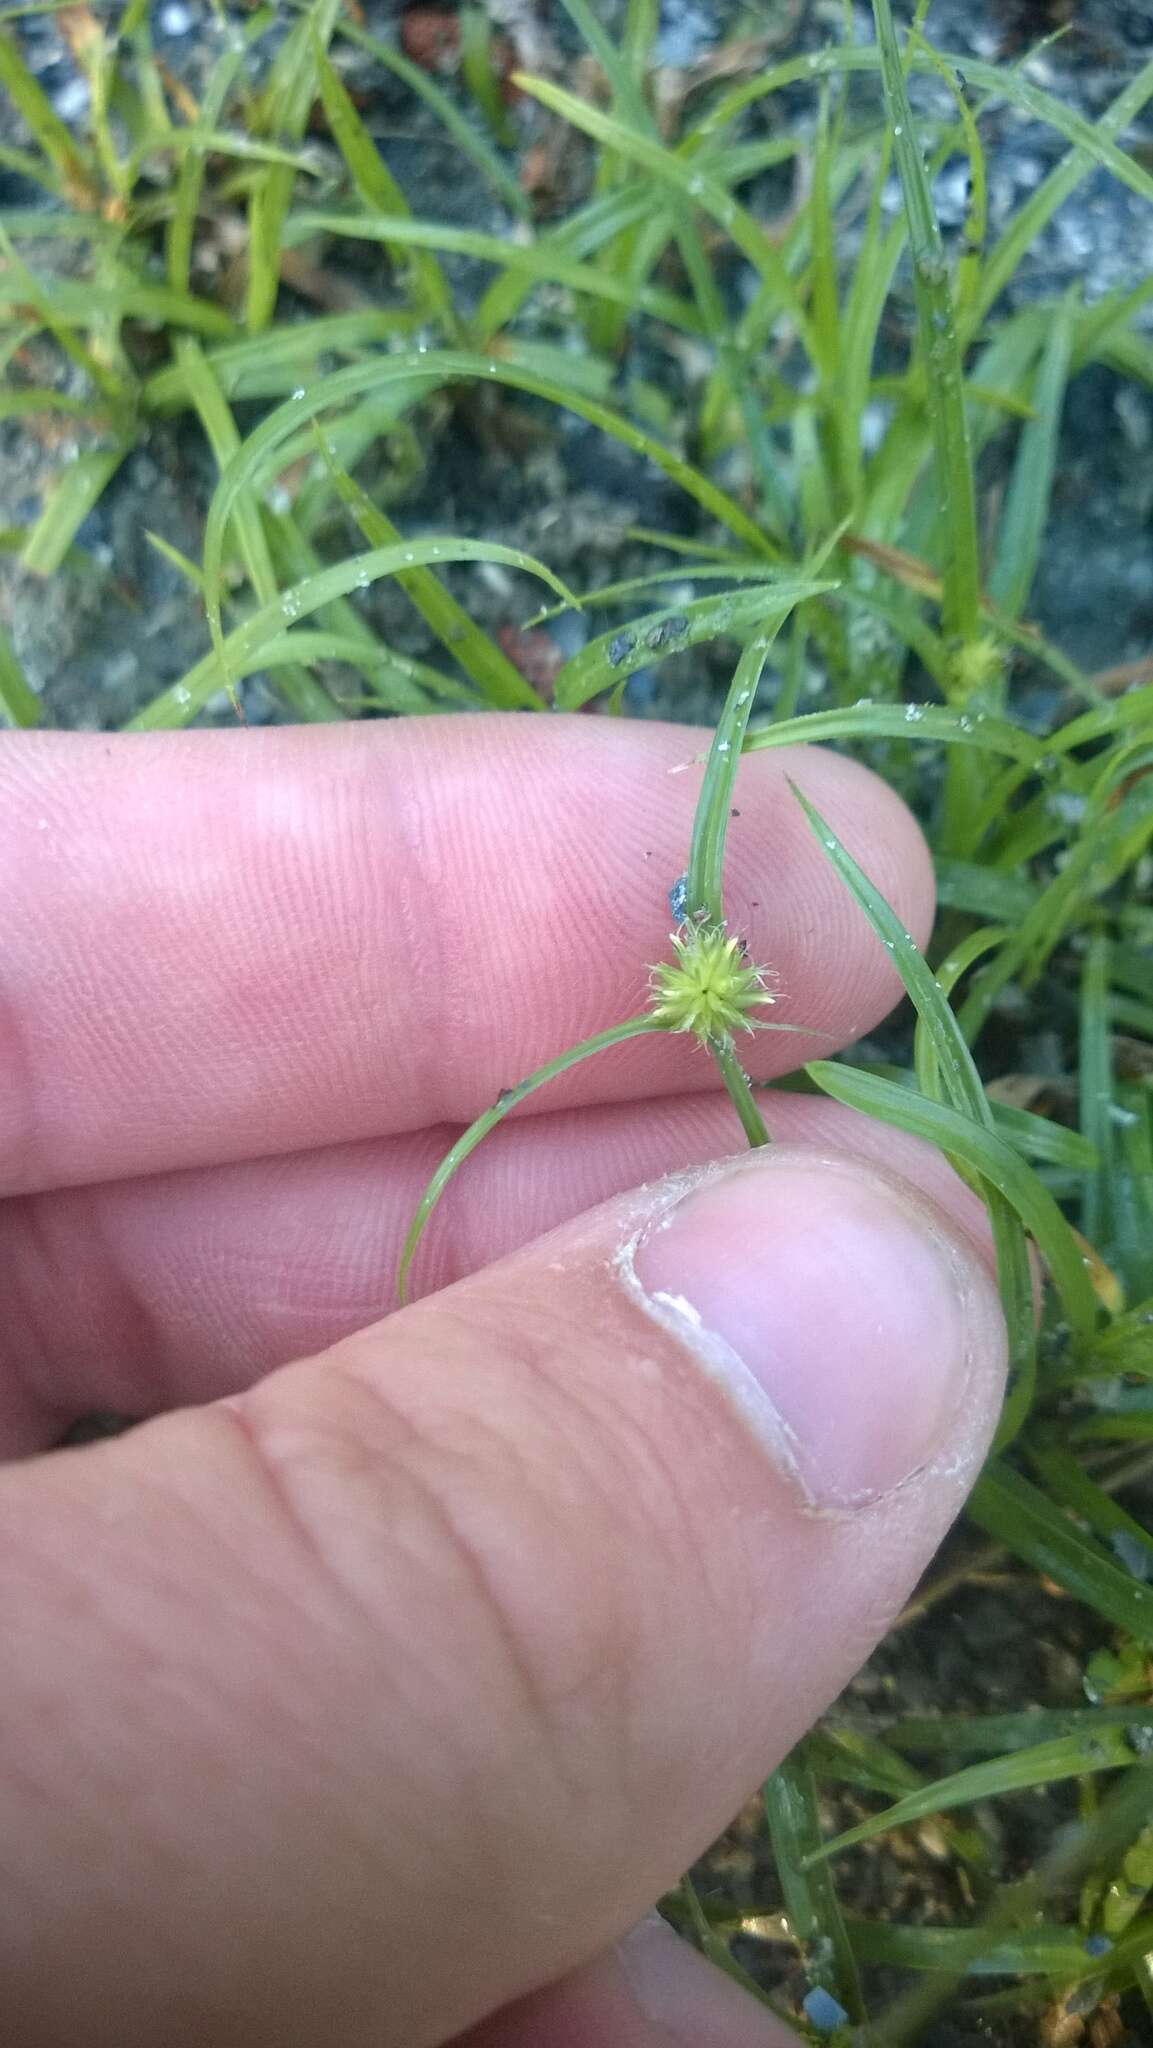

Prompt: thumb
[{"left": 0, "top": 1147, "right": 1006, "bottom": 2047}]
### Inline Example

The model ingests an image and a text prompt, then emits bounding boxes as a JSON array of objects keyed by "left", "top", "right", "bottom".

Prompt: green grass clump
[{"left": 4, "top": 0, "right": 1153, "bottom": 2038}]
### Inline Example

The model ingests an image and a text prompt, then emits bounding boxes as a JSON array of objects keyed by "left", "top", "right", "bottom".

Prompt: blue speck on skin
[{"left": 802, "top": 1986, "right": 849, "bottom": 2034}]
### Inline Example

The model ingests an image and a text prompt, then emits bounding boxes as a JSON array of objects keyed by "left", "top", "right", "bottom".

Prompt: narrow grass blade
[
  {"left": 313, "top": 47, "right": 456, "bottom": 330},
  {"left": 200, "top": 349, "right": 774, "bottom": 678},
  {"left": 132, "top": 537, "right": 577, "bottom": 729},
  {"left": 398, "top": 1016, "right": 661, "bottom": 1301},
  {"left": 1027, "top": 1444, "right": 1153, "bottom": 1580},
  {"left": 337, "top": 17, "right": 529, "bottom": 220},
  {"left": 746, "top": 702, "right": 1043, "bottom": 765},
  {"left": 847, "top": 1917, "right": 1118, "bottom": 1979},
  {"left": 166, "top": 43, "right": 245, "bottom": 291},
  {"left": 528, "top": 562, "right": 793, "bottom": 624},
  {"left": 318, "top": 443, "right": 543, "bottom": 710},
  {"left": 143, "top": 311, "right": 421, "bottom": 410},
  {"left": 888, "top": 1705, "right": 1153, "bottom": 1759},
  {"left": 176, "top": 338, "right": 344, "bottom": 721},
  {"left": 244, "top": 0, "right": 340, "bottom": 332},
  {"left": 687, "top": 631, "right": 785, "bottom": 926},
  {"left": 554, "top": 583, "right": 825, "bottom": 711},
  {"left": 808, "top": 1728, "right": 1138, "bottom": 1865},
  {"left": 987, "top": 292, "right": 1076, "bottom": 621},
  {"left": 0, "top": 621, "right": 38, "bottom": 727},
  {"left": 971, "top": 1462, "right": 1153, "bottom": 1643},
  {"left": 806, "top": 1065, "right": 1097, "bottom": 1338},
  {"left": 251, "top": 633, "right": 474, "bottom": 711},
  {"left": 1079, "top": 933, "right": 1116, "bottom": 1259},
  {"left": 20, "top": 446, "right": 128, "bottom": 577},
  {"left": 764, "top": 1747, "right": 865, "bottom": 2024},
  {"left": 514, "top": 73, "right": 817, "bottom": 360},
  {"left": 283, "top": 211, "right": 702, "bottom": 333},
  {"left": 0, "top": 28, "right": 96, "bottom": 201},
  {"left": 972, "top": 56, "right": 1153, "bottom": 329},
  {"left": 871, "top": 0, "right": 980, "bottom": 646}
]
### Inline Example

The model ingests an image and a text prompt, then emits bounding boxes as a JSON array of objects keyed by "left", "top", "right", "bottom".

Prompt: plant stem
[{"left": 710, "top": 1036, "right": 771, "bottom": 1147}]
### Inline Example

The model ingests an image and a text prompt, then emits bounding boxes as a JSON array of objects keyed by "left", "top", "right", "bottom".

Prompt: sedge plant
[{"left": 5, "top": 0, "right": 1153, "bottom": 2038}]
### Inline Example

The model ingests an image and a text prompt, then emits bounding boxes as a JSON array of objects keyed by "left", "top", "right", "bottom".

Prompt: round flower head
[{"left": 649, "top": 921, "right": 776, "bottom": 1043}]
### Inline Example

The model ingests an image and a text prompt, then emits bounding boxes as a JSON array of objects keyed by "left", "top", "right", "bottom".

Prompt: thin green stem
[
  {"left": 710, "top": 1037, "right": 770, "bottom": 1148},
  {"left": 397, "top": 1014, "right": 661, "bottom": 1300}
]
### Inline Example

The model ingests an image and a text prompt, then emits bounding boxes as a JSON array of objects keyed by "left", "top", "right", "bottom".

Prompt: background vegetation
[{"left": 2, "top": 1, "right": 1153, "bottom": 2040}]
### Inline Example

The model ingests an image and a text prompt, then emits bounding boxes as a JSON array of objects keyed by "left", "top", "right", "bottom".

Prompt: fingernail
[
  {"left": 616, "top": 1914, "right": 792, "bottom": 2044},
  {"left": 628, "top": 1153, "right": 982, "bottom": 1510}
]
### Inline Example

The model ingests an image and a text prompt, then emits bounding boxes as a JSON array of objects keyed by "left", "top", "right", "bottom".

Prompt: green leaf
[
  {"left": 746, "top": 702, "right": 1044, "bottom": 766},
  {"left": 808, "top": 1728, "right": 1139, "bottom": 1865},
  {"left": 764, "top": 1747, "right": 865, "bottom": 2022},
  {"left": 200, "top": 349, "right": 774, "bottom": 685},
  {"left": 0, "top": 620, "right": 39, "bottom": 728},
  {"left": 20, "top": 446, "right": 128, "bottom": 578},
  {"left": 316, "top": 442, "right": 543, "bottom": 710},
  {"left": 554, "top": 582, "right": 827, "bottom": 711},
  {"left": 283, "top": 211, "right": 702, "bottom": 334},
  {"left": 971, "top": 1462, "right": 1153, "bottom": 1643},
  {"left": 987, "top": 292, "right": 1077, "bottom": 621},
  {"left": 871, "top": 0, "right": 980, "bottom": 646},
  {"left": 398, "top": 1016, "right": 661, "bottom": 1303},
  {"left": 514, "top": 73, "right": 817, "bottom": 361},
  {"left": 887, "top": 1705, "right": 1153, "bottom": 1759},
  {"left": 312, "top": 46, "right": 456, "bottom": 330},
  {"left": 336, "top": 16, "right": 530, "bottom": 220},
  {"left": 0, "top": 29, "right": 96, "bottom": 199},
  {"left": 806, "top": 1065, "right": 1097, "bottom": 1339},
  {"left": 130, "top": 537, "right": 578, "bottom": 730}
]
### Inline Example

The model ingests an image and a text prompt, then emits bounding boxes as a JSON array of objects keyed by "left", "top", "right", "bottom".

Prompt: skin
[{"left": 0, "top": 717, "right": 1008, "bottom": 2045}]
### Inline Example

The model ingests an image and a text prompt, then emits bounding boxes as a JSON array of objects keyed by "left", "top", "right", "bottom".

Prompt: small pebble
[{"left": 802, "top": 1985, "right": 849, "bottom": 2034}]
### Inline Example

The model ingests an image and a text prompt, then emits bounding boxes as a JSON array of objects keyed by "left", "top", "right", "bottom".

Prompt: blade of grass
[
  {"left": 764, "top": 1746, "right": 865, "bottom": 2024},
  {"left": 20, "top": 445, "right": 128, "bottom": 577},
  {"left": 807, "top": 1727, "right": 1139, "bottom": 1865},
  {"left": 1027, "top": 1443, "right": 1153, "bottom": 1579},
  {"left": 871, "top": 0, "right": 980, "bottom": 648},
  {"left": 805, "top": 1064, "right": 1096, "bottom": 1338},
  {"left": 130, "top": 535, "right": 577, "bottom": 729},
  {"left": 282, "top": 210, "right": 703, "bottom": 333},
  {"left": 398, "top": 1015, "right": 661, "bottom": 1302},
  {"left": 987, "top": 291, "right": 1077, "bottom": 621},
  {"left": 746, "top": 701, "right": 1044, "bottom": 765},
  {"left": 316, "top": 438, "right": 543, "bottom": 710},
  {"left": 687, "top": 629, "right": 790, "bottom": 926},
  {"left": 0, "top": 27, "right": 97, "bottom": 202},
  {"left": 0, "top": 620, "right": 38, "bottom": 727},
  {"left": 244, "top": 0, "right": 340, "bottom": 332},
  {"left": 312, "top": 46, "right": 458, "bottom": 333},
  {"left": 336, "top": 15, "right": 530, "bottom": 221},
  {"left": 971, "top": 1461, "right": 1153, "bottom": 1643},
  {"left": 516, "top": 72, "right": 817, "bottom": 363},
  {"left": 1080, "top": 933, "right": 1115, "bottom": 1258},
  {"left": 176, "top": 337, "right": 344, "bottom": 722},
  {"left": 554, "top": 583, "right": 826, "bottom": 711},
  {"left": 888, "top": 1705, "right": 1153, "bottom": 1759},
  {"left": 200, "top": 348, "right": 776, "bottom": 684}
]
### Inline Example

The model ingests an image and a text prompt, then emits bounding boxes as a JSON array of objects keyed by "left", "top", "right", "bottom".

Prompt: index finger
[{"left": 0, "top": 716, "right": 933, "bottom": 1195}]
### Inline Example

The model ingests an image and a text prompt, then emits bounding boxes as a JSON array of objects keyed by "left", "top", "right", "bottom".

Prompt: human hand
[{"left": 0, "top": 715, "right": 1007, "bottom": 2045}]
